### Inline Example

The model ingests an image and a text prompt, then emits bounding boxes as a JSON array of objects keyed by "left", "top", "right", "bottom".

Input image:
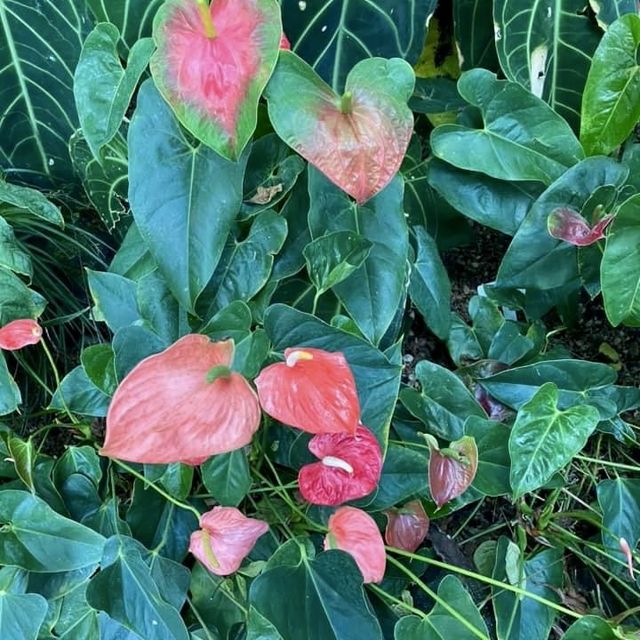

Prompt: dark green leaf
[
  {"left": 453, "top": 0, "right": 499, "bottom": 71},
  {"left": 465, "top": 417, "right": 511, "bottom": 497},
  {"left": 0, "top": 217, "right": 31, "bottom": 276},
  {"left": 563, "top": 616, "right": 617, "bottom": 640},
  {"left": 81, "top": 344, "right": 118, "bottom": 396},
  {"left": 201, "top": 450, "right": 252, "bottom": 507},
  {"left": 7, "top": 435, "right": 35, "bottom": 492},
  {"left": 0, "top": 268, "right": 45, "bottom": 325},
  {"left": 50, "top": 366, "right": 111, "bottom": 417},
  {"left": 0, "top": 590, "right": 47, "bottom": 640},
  {"left": 410, "top": 77, "right": 466, "bottom": 113},
  {"left": 108, "top": 222, "right": 156, "bottom": 282},
  {"left": 112, "top": 324, "right": 165, "bottom": 379},
  {"left": 0, "top": 180, "right": 64, "bottom": 226},
  {"left": 87, "top": 269, "right": 141, "bottom": 333},
  {"left": 143, "top": 464, "right": 193, "bottom": 502}
]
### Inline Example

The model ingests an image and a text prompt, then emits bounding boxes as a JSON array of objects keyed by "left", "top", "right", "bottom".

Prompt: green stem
[
  {"left": 576, "top": 455, "right": 640, "bottom": 473},
  {"left": 114, "top": 460, "right": 202, "bottom": 520},
  {"left": 41, "top": 339, "right": 79, "bottom": 425},
  {"left": 368, "top": 584, "right": 428, "bottom": 619},
  {"left": 196, "top": 0, "right": 217, "bottom": 38},
  {"left": 340, "top": 91, "right": 353, "bottom": 114}
]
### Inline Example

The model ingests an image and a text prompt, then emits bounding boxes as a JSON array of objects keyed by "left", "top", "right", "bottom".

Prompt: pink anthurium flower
[
  {"left": 298, "top": 425, "right": 382, "bottom": 505},
  {"left": 279, "top": 32, "right": 290, "bottom": 50},
  {"left": 619, "top": 537, "right": 635, "bottom": 581},
  {"left": 150, "top": 0, "right": 282, "bottom": 160},
  {"left": 255, "top": 347, "right": 360, "bottom": 435},
  {"left": 189, "top": 506, "right": 269, "bottom": 575},
  {"left": 427, "top": 435, "right": 478, "bottom": 509},
  {"left": 101, "top": 335, "right": 261, "bottom": 465},
  {"left": 547, "top": 207, "right": 614, "bottom": 246},
  {"left": 385, "top": 500, "right": 429, "bottom": 553},
  {"left": 0, "top": 319, "right": 42, "bottom": 351},
  {"left": 325, "top": 507, "right": 386, "bottom": 584}
]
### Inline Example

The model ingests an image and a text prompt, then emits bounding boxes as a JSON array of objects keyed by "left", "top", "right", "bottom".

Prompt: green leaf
[
  {"left": 394, "top": 575, "right": 489, "bottom": 639},
  {"left": 81, "top": 344, "right": 118, "bottom": 396},
  {"left": 497, "top": 157, "right": 628, "bottom": 289},
  {"left": 597, "top": 478, "right": 640, "bottom": 571},
  {"left": 0, "top": 180, "right": 64, "bottom": 226},
  {"left": 108, "top": 222, "right": 156, "bottom": 282},
  {"left": 0, "top": 268, "right": 45, "bottom": 325},
  {"left": 74, "top": 23, "right": 153, "bottom": 158},
  {"left": 86, "top": 535, "right": 190, "bottom": 640},
  {"left": 602, "top": 194, "right": 640, "bottom": 325},
  {"left": 589, "top": 1, "right": 639, "bottom": 28},
  {"left": 0, "top": 353, "right": 20, "bottom": 417},
  {"left": 6, "top": 435, "right": 35, "bottom": 492},
  {"left": 143, "top": 464, "right": 193, "bottom": 502},
  {"left": 264, "top": 304, "right": 402, "bottom": 446},
  {"left": 0, "top": 490, "right": 105, "bottom": 572},
  {"left": 0, "top": 218, "right": 31, "bottom": 277},
  {"left": 304, "top": 231, "right": 373, "bottom": 296},
  {"left": 400, "top": 361, "right": 486, "bottom": 441},
  {"left": 408, "top": 226, "right": 451, "bottom": 339},
  {"left": 50, "top": 366, "right": 111, "bottom": 417},
  {"left": 465, "top": 417, "right": 511, "bottom": 497},
  {"left": 112, "top": 324, "right": 165, "bottom": 379},
  {"left": 493, "top": 0, "right": 601, "bottom": 130},
  {"left": 563, "top": 616, "right": 618, "bottom": 640},
  {"left": 581, "top": 14, "right": 640, "bottom": 156},
  {"left": 198, "top": 300, "right": 252, "bottom": 341},
  {"left": 0, "top": 591, "right": 48, "bottom": 640},
  {"left": 281, "top": 0, "right": 436, "bottom": 92},
  {"left": 247, "top": 606, "right": 285, "bottom": 640},
  {"left": 87, "top": 269, "right": 141, "bottom": 333},
  {"left": 250, "top": 545, "right": 383, "bottom": 640},
  {"left": 453, "top": 0, "right": 499, "bottom": 71},
  {"left": 491, "top": 539, "right": 563, "bottom": 640},
  {"left": 431, "top": 70, "right": 584, "bottom": 184},
  {"left": 409, "top": 77, "right": 467, "bottom": 114},
  {"left": 308, "top": 169, "right": 409, "bottom": 345},
  {"left": 128, "top": 80, "right": 248, "bottom": 312},
  {"left": 428, "top": 160, "right": 542, "bottom": 236},
  {"left": 201, "top": 450, "right": 252, "bottom": 507},
  {"left": 509, "top": 383, "right": 600, "bottom": 498},
  {"left": 479, "top": 359, "right": 617, "bottom": 410},
  {"left": 0, "top": 0, "right": 90, "bottom": 186}
]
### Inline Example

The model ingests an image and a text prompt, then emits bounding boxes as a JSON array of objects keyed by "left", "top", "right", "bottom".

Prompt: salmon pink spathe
[
  {"left": 255, "top": 347, "right": 360, "bottom": 435},
  {"left": 325, "top": 507, "right": 386, "bottom": 584},
  {"left": 101, "top": 335, "right": 261, "bottom": 465},
  {"left": 298, "top": 426, "right": 382, "bottom": 505},
  {"left": 0, "top": 319, "right": 42, "bottom": 351},
  {"left": 189, "top": 506, "right": 269, "bottom": 575}
]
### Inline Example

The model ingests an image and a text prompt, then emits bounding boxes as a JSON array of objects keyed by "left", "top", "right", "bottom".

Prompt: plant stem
[
  {"left": 196, "top": 0, "right": 216, "bottom": 38},
  {"left": 40, "top": 338, "right": 79, "bottom": 424},
  {"left": 576, "top": 455, "right": 640, "bottom": 473}
]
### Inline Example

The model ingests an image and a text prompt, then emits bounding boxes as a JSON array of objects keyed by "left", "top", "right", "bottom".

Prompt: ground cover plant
[{"left": 1, "top": 0, "right": 640, "bottom": 638}]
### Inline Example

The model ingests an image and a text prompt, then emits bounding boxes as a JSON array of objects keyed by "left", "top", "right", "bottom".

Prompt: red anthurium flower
[
  {"left": 547, "top": 207, "right": 614, "bottom": 247},
  {"left": 298, "top": 425, "right": 382, "bottom": 505},
  {"left": 150, "top": 0, "right": 281, "bottom": 160},
  {"left": 325, "top": 507, "right": 386, "bottom": 584},
  {"left": 101, "top": 335, "right": 261, "bottom": 465},
  {"left": 189, "top": 506, "right": 269, "bottom": 575},
  {"left": 427, "top": 435, "right": 478, "bottom": 509},
  {"left": 0, "top": 319, "right": 42, "bottom": 351},
  {"left": 385, "top": 500, "right": 429, "bottom": 553},
  {"left": 255, "top": 347, "right": 360, "bottom": 435}
]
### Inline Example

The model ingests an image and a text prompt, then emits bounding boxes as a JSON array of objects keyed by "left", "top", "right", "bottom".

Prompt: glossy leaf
[
  {"left": 497, "top": 158, "right": 628, "bottom": 289},
  {"left": 602, "top": 194, "right": 640, "bottom": 325},
  {"left": 74, "top": 23, "right": 153, "bottom": 159},
  {"left": 589, "top": 1, "right": 639, "bottom": 28},
  {"left": 494, "top": 0, "right": 601, "bottom": 130},
  {"left": 50, "top": 366, "right": 111, "bottom": 418},
  {"left": 250, "top": 541, "right": 383, "bottom": 640},
  {"left": 581, "top": 14, "right": 640, "bottom": 156},
  {"left": 431, "top": 70, "right": 584, "bottom": 184},
  {"left": 201, "top": 450, "right": 252, "bottom": 507},
  {"left": 87, "top": 270, "right": 140, "bottom": 333},
  {"left": 266, "top": 52, "right": 414, "bottom": 203},
  {"left": 0, "top": 0, "right": 89, "bottom": 185},
  {"left": 304, "top": 231, "right": 373, "bottom": 296},
  {"left": 385, "top": 500, "right": 429, "bottom": 553},
  {"left": 0, "top": 218, "right": 31, "bottom": 277},
  {"left": 6, "top": 436, "right": 36, "bottom": 493},
  {"left": 0, "top": 180, "right": 64, "bottom": 226},
  {"left": 408, "top": 226, "right": 451, "bottom": 339},
  {"left": 453, "top": 0, "right": 499, "bottom": 71},
  {"left": 128, "top": 80, "right": 248, "bottom": 311},
  {"left": 0, "top": 269, "right": 45, "bottom": 326},
  {"left": 0, "top": 490, "right": 105, "bottom": 572},
  {"left": 189, "top": 506, "right": 269, "bottom": 575},
  {"left": 465, "top": 417, "right": 511, "bottom": 497},
  {"left": 509, "top": 383, "right": 600, "bottom": 498},
  {"left": 256, "top": 347, "right": 361, "bottom": 435},
  {"left": 150, "top": 0, "right": 282, "bottom": 160},
  {"left": 102, "top": 335, "right": 261, "bottom": 464},
  {"left": 298, "top": 426, "right": 382, "bottom": 505},
  {"left": 0, "top": 319, "right": 41, "bottom": 351},
  {"left": 308, "top": 169, "right": 409, "bottom": 344},
  {"left": 0, "top": 591, "right": 47, "bottom": 640},
  {"left": 428, "top": 436, "right": 478, "bottom": 508},
  {"left": 563, "top": 616, "right": 618, "bottom": 640},
  {"left": 547, "top": 207, "right": 613, "bottom": 246}
]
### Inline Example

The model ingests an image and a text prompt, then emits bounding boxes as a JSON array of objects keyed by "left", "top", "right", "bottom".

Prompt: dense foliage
[{"left": 1, "top": 0, "right": 640, "bottom": 638}]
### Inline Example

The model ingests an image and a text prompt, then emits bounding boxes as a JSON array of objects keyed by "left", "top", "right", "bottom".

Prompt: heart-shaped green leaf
[
  {"left": 266, "top": 51, "right": 414, "bottom": 203},
  {"left": 150, "top": 0, "right": 282, "bottom": 160}
]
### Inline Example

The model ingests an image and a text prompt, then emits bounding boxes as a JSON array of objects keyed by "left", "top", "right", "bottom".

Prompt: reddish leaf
[
  {"left": 298, "top": 425, "right": 382, "bottom": 505},
  {"left": 189, "top": 506, "right": 268, "bottom": 575},
  {"left": 150, "top": 0, "right": 282, "bottom": 160},
  {"left": 265, "top": 52, "right": 414, "bottom": 203},
  {"left": 0, "top": 319, "right": 42, "bottom": 351},
  {"left": 547, "top": 207, "right": 614, "bottom": 246},
  {"left": 325, "top": 507, "right": 386, "bottom": 583},
  {"left": 101, "top": 335, "right": 261, "bottom": 464},
  {"left": 474, "top": 385, "right": 510, "bottom": 421},
  {"left": 384, "top": 500, "right": 429, "bottom": 553},
  {"left": 428, "top": 436, "right": 478, "bottom": 508},
  {"left": 255, "top": 347, "right": 360, "bottom": 435}
]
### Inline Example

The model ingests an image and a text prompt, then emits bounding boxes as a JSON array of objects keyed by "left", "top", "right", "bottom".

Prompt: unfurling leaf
[
  {"left": 298, "top": 426, "right": 382, "bottom": 506},
  {"left": 255, "top": 347, "right": 360, "bottom": 435},
  {"left": 547, "top": 207, "right": 613, "bottom": 246},
  {"left": 101, "top": 335, "right": 261, "bottom": 464},
  {"left": 150, "top": 0, "right": 282, "bottom": 160},
  {"left": 428, "top": 436, "right": 478, "bottom": 508},
  {"left": 265, "top": 52, "right": 414, "bottom": 203},
  {"left": 325, "top": 507, "right": 386, "bottom": 584},
  {"left": 385, "top": 500, "right": 429, "bottom": 552}
]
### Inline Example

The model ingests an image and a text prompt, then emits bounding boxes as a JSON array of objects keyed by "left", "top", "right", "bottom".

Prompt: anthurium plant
[{"left": 1, "top": 0, "right": 640, "bottom": 638}]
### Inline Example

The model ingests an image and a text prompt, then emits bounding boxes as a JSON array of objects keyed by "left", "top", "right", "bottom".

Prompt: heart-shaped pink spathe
[
  {"left": 101, "top": 335, "right": 261, "bottom": 465},
  {"left": 0, "top": 319, "right": 42, "bottom": 351},
  {"left": 265, "top": 52, "right": 415, "bottom": 204},
  {"left": 150, "top": 0, "right": 281, "bottom": 160}
]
